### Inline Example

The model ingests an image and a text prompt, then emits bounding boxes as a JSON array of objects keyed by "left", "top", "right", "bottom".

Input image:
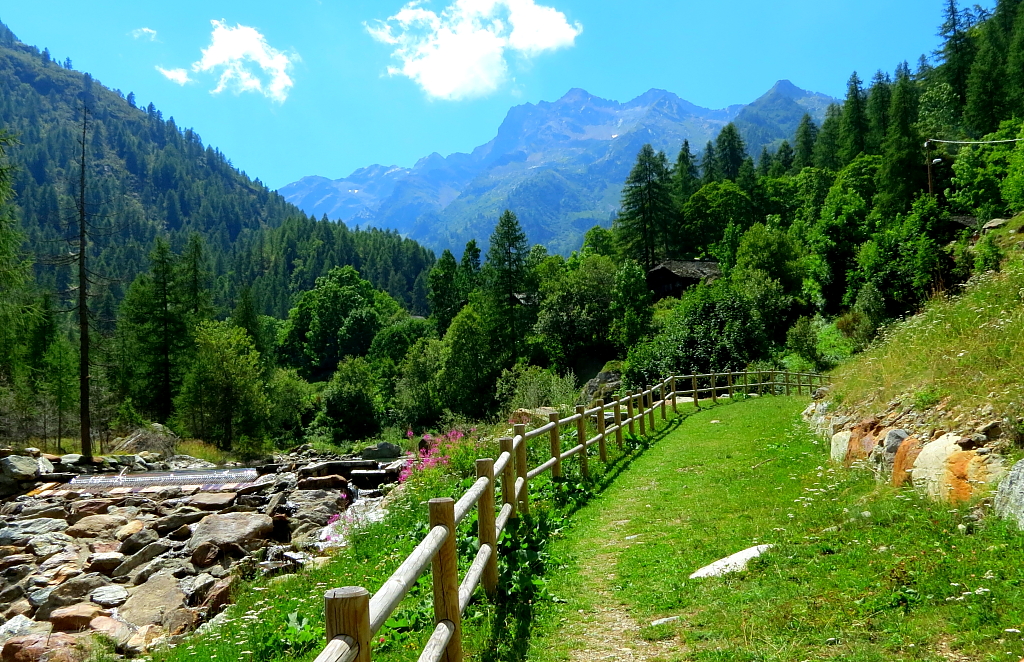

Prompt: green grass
[
  {"left": 529, "top": 396, "right": 1024, "bottom": 662},
  {"left": 831, "top": 230, "right": 1024, "bottom": 431}
]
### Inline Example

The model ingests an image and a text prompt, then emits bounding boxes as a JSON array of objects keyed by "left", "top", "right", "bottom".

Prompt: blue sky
[{"left": 3, "top": 0, "right": 950, "bottom": 190}]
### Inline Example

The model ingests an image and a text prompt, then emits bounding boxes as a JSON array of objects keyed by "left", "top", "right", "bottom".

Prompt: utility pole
[
  {"left": 77, "top": 102, "right": 92, "bottom": 462},
  {"left": 925, "top": 140, "right": 934, "bottom": 196}
]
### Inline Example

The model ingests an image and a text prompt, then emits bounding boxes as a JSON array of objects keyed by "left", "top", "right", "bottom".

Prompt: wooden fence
[{"left": 313, "top": 370, "right": 829, "bottom": 662}]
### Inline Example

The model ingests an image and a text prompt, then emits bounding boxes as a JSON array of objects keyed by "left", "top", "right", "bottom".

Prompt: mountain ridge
[{"left": 280, "top": 81, "right": 835, "bottom": 255}]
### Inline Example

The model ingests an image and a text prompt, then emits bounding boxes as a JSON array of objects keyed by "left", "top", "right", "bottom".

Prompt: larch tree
[
  {"left": 965, "top": 23, "right": 1007, "bottom": 135},
  {"left": 937, "top": 0, "right": 976, "bottom": 116},
  {"left": 485, "top": 210, "right": 530, "bottom": 357},
  {"left": 672, "top": 139, "right": 701, "bottom": 204},
  {"left": 615, "top": 144, "right": 674, "bottom": 271},
  {"left": 876, "top": 66, "right": 924, "bottom": 215},
  {"left": 793, "top": 114, "right": 818, "bottom": 171},
  {"left": 866, "top": 71, "right": 892, "bottom": 154},
  {"left": 715, "top": 123, "right": 748, "bottom": 181},
  {"left": 701, "top": 141, "right": 719, "bottom": 184},
  {"left": 427, "top": 249, "right": 462, "bottom": 334},
  {"left": 839, "top": 72, "right": 868, "bottom": 164},
  {"left": 814, "top": 104, "right": 843, "bottom": 170}
]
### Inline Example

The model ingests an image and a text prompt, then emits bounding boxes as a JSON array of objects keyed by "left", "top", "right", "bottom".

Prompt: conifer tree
[
  {"left": 771, "top": 141, "right": 795, "bottom": 177},
  {"left": 937, "top": 0, "right": 976, "bottom": 116},
  {"left": 737, "top": 157, "right": 758, "bottom": 195},
  {"left": 876, "top": 68, "right": 924, "bottom": 215},
  {"left": 757, "top": 146, "right": 774, "bottom": 177},
  {"left": 428, "top": 249, "right": 462, "bottom": 334},
  {"left": 701, "top": 141, "right": 719, "bottom": 184},
  {"left": 232, "top": 286, "right": 261, "bottom": 347},
  {"left": 715, "top": 123, "right": 747, "bottom": 181},
  {"left": 615, "top": 145, "right": 674, "bottom": 270},
  {"left": 965, "top": 24, "right": 1007, "bottom": 134},
  {"left": 177, "top": 233, "right": 213, "bottom": 323},
  {"left": 793, "top": 114, "right": 818, "bottom": 171},
  {"left": 1006, "top": 3, "right": 1024, "bottom": 114},
  {"left": 866, "top": 71, "right": 892, "bottom": 153},
  {"left": 814, "top": 104, "right": 843, "bottom": 170},
  {"left": 672, "top": 139, "right": 700, "bottom": 204},
  {"left": 485, "top": 210, "right": 530, "bottom": 357},
  {"left": 839, "top": 72, "right": 868, "bottom": 164}
]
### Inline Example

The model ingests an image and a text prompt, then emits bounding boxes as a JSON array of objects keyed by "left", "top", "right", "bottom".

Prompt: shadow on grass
[{"left": 479, "top": 400, "right": 731, "bottom": 662}]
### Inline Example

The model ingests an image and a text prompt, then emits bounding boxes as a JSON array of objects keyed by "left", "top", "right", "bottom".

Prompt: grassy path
[{"left": 526, "top": 396, "right": 1024, "bottom": 662}]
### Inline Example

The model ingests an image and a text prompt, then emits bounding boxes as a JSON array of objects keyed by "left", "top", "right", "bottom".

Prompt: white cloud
[
  {"left": 131, "top": 27, "right": 158, "bottom": 41},
  {"left": 157, "top": 67, "right": 191, "bottom": 85},
  {"left": 366, "top": 0, "right": 581, "bottom": 100}
]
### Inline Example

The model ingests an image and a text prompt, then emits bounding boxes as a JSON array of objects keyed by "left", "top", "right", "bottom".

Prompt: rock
[
  {"left": 66, "top": 515, "right": 127, "bottom": 539},
  {"left": 870, "top": 429, "right": 909, "bottom": 480},
  {"left": 88, "top": 541, "right": 121, "bottom": 554},
  {"left": 0, "top": 632, "right": 83, "bottom": 662},
  {"left": 69, "top": 500, "right": 117, "bottom": 519},
  {"left": 89, "top": 585, "right": 128, "bottom": 608},
  {"left": 112, "top": 541, "right": 171, "bottom": 577},
  {"left": 187, "top": 493, "right": 236, "bottom": 510},
  {"left": 360, "top": 441, "right": 402, "bottom": 460},
  {"left": 115, "top": 520, "right": 145, "bottom": 541},
  {"left": 133, "top": 557, "right": 194, "bottom": 586},
  {"left": 153, "top": 509, "right": 207, "bottom": 535},
  {"left": 996, "top": 458, "right": 1024, "bottom": 530},
  {"left": 124, "top": 624, "right": 165, "bottom": 655},
  {"left": 163, "top": 608, "right": 197, "bottom": 635},
  {"left": 690, "top": 545, "right": 774, "bottom": 578},
  {"left": 181, "top": 573, "right": 216, "bottom": 605},
  {"left": 58, "top": 455, "right": 82, "bottom": 467},
  {"left": 84, "top": 552, "right": 124, "bottom": 575},
  {"left": 49, "top": 603, "right": 108, "bottom": 631},
  {"left": 187, "top": 512, "right": 273, "bottom": 551},
  {"left": 19, "top": 505, "right": 66, "bottom": 520},
  {"left": 650, "top": 616, "right": 680, "bottom": 627},
  {"left": 199, "top": 576, "right": 234, "bottom": 615},
  {"left": 911, "top": 433, "right": 1006, "bottom": 503},
  {"left": 0, "top": 520, "right": 68, "bottom": 547},
  {"left": 845, "top": 418, "right": 881, "bottom": 465},
  {"left": 87, "top": 616, "right": 132, "bottom": 646},
  {"left": 119, "top": 572, "right": 186, "bottom": 628},
  {"left": 190, "top": 542, "right": 220, "bottom": 567},
  {"left": 297, "top": 475, "right": 348, "bottom": 491},
  {"left": 35, "top": 458, "right": 53, "bottom": 476},
  {"left": 38, "top": 574, "right": 110, "bottom": 618},
  {"left": 579, "top": 370, "right": 621, "bottom": 406},
  {"left": 26, "top": 588, "right": 54, "bottom": 609},
  {"left": 119, "top": 528, "right": 158, "bottom": 555},
  {"left": 0, "top": 456, "right": 39, "bottom": 481},
  {"left": 110, "top": 423, "right": 178, "bottom": 457},
  {"left": 0, "top": 616, "right": 38, "bottom": 646},
  {"left": 829, "top": 431, "right": 852, "bottom": 464},
  {"left": 287, "top": 490, "right": 348, "bottom": 526},
  {"left": 3, "top": 600, "right": 33, "bottom": 620},
  {"left": 27, "top": 533, "right": 75, "bottom": 560},
  {"left": 168, "top": 525, "right": 192, "bottom": 541},
  {"left": 978, "top": 420, "right": 1003, "bottom": 439},
  {"left": 0, "top": 555, "right": 34, "bottom": 571},
  {"left": 891, "top": 436, "right": 924, "bottom": 488}
]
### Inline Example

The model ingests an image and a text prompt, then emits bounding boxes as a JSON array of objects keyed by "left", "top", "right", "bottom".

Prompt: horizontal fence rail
[{"left": 314, "top": 369, "right": 829, "bottom": 662}]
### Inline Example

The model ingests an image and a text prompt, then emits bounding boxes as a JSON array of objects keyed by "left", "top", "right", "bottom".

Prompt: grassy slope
[
  {"left": 831, "top": 220, "right": 1024, "bottom": 431},
  {"left": 530, "top": 397, "right": 1024, "bottom": 662}
]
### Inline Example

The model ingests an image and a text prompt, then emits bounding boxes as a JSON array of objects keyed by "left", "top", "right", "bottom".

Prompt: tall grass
[{"left": 831, "top": 255, "right": 1024, "bottom": 431}]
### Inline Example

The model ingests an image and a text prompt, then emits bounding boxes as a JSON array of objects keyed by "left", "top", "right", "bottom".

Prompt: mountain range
[{"left": 280, "top": 81, "right": 836, "bottom": 255}]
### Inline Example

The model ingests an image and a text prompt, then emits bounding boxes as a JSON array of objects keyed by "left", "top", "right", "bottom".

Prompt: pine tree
[
  {"left": 177, "top": 233, "right": 213, "bottom": 323},
  {"left": 715, "top": 123, "right": 747, "bottom": 181},
  {"left": 615, "top": 144, "right": 674, "bottom": 270},
  {"left": 428, "top": 249, "right": 462, "bottom": 334},
  {"left": 457, "top": 239, "right": 481, "bottom": 297},
  {"left": 1007, "top": 3, "right": 1024, "bottom": 114},
  {"left": 793, "top": 114, "right": 818, "bottom": 171},
  {"left": 839, "top": 72, "right": 868, "bottom": 164},
  {"left": 757, "top": 146, "right": 774, "bottom": 178},
  {"left": 736, "top": 157, "right": 758, "bottom": 195},
  {"left": 876, "top": 68, "right": 924, "bottom": 215},
  {"left": 814, "top": 104, "right": 843, "bottom": 170},
  {"left": 866, "top": 71, "right": 892, "bottom": 153},
  {"left": 232, "top": 286, "right": 261, "bottom": 347},
  {"left": 700, "top": 141, "right": 719, "bottom": 184},
  {"left": 771, "top": 141, "right": 795, "bottom": 177},
  {"left": 936, "top": 0, "right": 976, "bottom": 117},
  {"left": 965, "top": 23, "right": 1007, "bottom": 134},
  {"left": 671, "top": 139, "right": 700, "bottom": 204},
  {"left": 485, "top": 210, "right": 530, "bottom": 357}
]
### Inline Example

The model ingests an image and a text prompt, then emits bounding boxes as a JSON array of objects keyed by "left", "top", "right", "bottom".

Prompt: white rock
[
  {"left": 689, "top": 544, "right": 774, "bottom": 579},
  {"left": 830, "top": 431, "right": 852, "bottom": 464}
]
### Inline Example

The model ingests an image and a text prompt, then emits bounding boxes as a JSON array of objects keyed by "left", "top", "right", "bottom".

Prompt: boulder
[
  {"left": 112, "top": 541, "right": 171, "bottom": 578},
  {"left": 119, "top": 572, "right": 186, "bottom": 628},
  {"left": 66, "top": 515, "right": 127, "bottom": 539},
  {"left": 199, "top": 576, "right": 234, "bottom": 615},
  {"left": 845, "top": 418, "right": 881, "bottom": 465},
  {"left": 124, "top": 624, "right": 165, "bottom": 655},
  {"left": 0, "top": 555, "right": 34, "bottom": 571},
  {"left": 870, "top": 429, "right": 909, "bottom": 480},
  {"left": 115, "top": 520, "right": 145, "bottom": 541},
  {"left": 27, "top": 533, "right": 75, "bottom": 560},
  {"left": 187, "top": 493, "right": 236, "bottom": 511},
  {"left": 69, "top": 500, "right": 116, "bottom": 519},
  {"left": 912, "top": 433, "right": 1006, "bottom": 502},
  {"left": 153, "top": 509, "right": 207, "bottom": 535},
  {"left": 0, "top": 456, "right": 39, "bottom": 481},
  {"left": 360, "top": 442, "right": 402, "bottom": 460},
  {"left": 0, "top": 616, "right": 42, "bottom": 647},
  {"left": 0, "top": 633, "right": 84, "bottom": 662},
  {"left": 287, "top": 490, "right": 348, "bottom": 526},
  {"left": 38, "top": 574, "right": 110, "bottom": 618},
  {"left": 0, "top": 520, "right": 68, "bottom": 547},
  {"left": 119, "top": 528, "right": 157, "bottom": 555},
  {"left": 829, "top": 431, "right": 852, "bottom": 464},
  {"left": 190, "top": 542, "right": 220, "bottom": 567},
  {"left": 181, "top": 573, "right": 216, "bottom": 605},
  {"left": 689, "top": 544, "right": 774, "bottom": 578},
  {"left": 186, "top": 512, "right": 273, "bottom": 551},
  {"left": 297, "top": 475, "right": 348, "bottom": 491},
  {"left": 87, "top": 617, "right": 132, "bottom": 647},
  {"left": 892, "top": 436, "right": 924, "bottom": 488},
  {"left": 84, "top": 552, "right": 124, "bottom": 575},
  {"left": 19, "top": 504, "right": 66, "bottom": 520},
  {"left": 89, "top": 585, "right": 128, "bottom": 608},
  {"left": 49, "top": 603, "right": 107, "bottom": 632}
]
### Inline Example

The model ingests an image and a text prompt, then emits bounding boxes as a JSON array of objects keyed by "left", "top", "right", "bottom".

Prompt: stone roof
[{"left": 648, "top": 260, "right": 722, "bottom": 280}]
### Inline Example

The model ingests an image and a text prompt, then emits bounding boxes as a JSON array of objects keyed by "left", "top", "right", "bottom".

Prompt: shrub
[
  {"left": 309, "top": 357, "right": 381, "bottom": 445},
  {"left": 495, "top": 364, "right": 577, "bottom": 415}
]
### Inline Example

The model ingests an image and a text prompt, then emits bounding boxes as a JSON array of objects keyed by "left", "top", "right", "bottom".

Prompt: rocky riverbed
[{"left": 0, "top": 440, "right": 406, "bottom": 661}]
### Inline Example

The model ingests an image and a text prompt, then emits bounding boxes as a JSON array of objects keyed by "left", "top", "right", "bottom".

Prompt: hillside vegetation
[{"left": 830, "top": 217, "right": 1024, "bottom": 434}]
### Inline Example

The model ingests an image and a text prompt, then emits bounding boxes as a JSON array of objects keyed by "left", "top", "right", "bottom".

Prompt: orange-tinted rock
[
  {"left": 912, "top": 434, "right": 1006, "bottom": 502},
  {"left": 845, "top": 417, "right": 881, "bottom": 465},
  {"left": 199, "top": 576, "right": 235, "bottom": 616},
  {"left": 892, "top": 437, "right": 923, "bottom": 488},
  {"left": 0, "top": 633, "right": 86, "bottom": 662},
  {"left": 49, "top": 603, "right": 107, "bottom": 631},
  {"left": 87, "top": 616, "right": 132, "bottom": 646}
]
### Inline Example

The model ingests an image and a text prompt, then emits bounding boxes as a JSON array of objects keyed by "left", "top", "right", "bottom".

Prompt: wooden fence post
[
  {"left": 476, "top": 459, "right": 498, "bottom": 599},
  {"left": 575, "top": 405, "right": 589, "bottom": 479},
  {"left": 644, "top": 386, "right": 653, "bottom": 431},
  {"left": 626, "top": 391, "right": 636, "bottom": 436},
  {"left": 324, "top": 587, "right": 371, "bottom": 662},
  {"left": 692, "top": 375, "right": 699, "bottom": 409},
  {"left": 614, "top": 398, "right": 623, "bottom": 448},
  {"left": 727, "top": 372, "right": 733, "bottom": 398},
  {"left": 637, "top": 389, "right": 646, "bottom": 436},
  {"left": 660, "top": 381, "right": 667, "bottom": 420},
  {"left": 711, "top": 372, "right": 718, "bottom": 404},
  {"left": 596, "top": 399, "right": 608, "bottom": 463},
  {"left": 549, "top": 412, "right": 561, "bottom": 478},
  {"left": 500, "top": 436, "right": 516, "bottom": 520},
  {"left": 757, "top": 370, "right": 762, "bottom": 397},
  {"left": 514, "top": 425, "right": 529, "bottom": 516},
  {"left": 428, "top": 498, "right": 462, "bottom": 662},
  {"left": 671, "top": 376, "right": 678, "bottom": 413}
]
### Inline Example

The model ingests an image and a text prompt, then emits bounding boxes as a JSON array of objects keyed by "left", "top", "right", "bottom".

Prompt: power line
[{"left": 926, "top": 138, "right": 1024, "bottom": 145}]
